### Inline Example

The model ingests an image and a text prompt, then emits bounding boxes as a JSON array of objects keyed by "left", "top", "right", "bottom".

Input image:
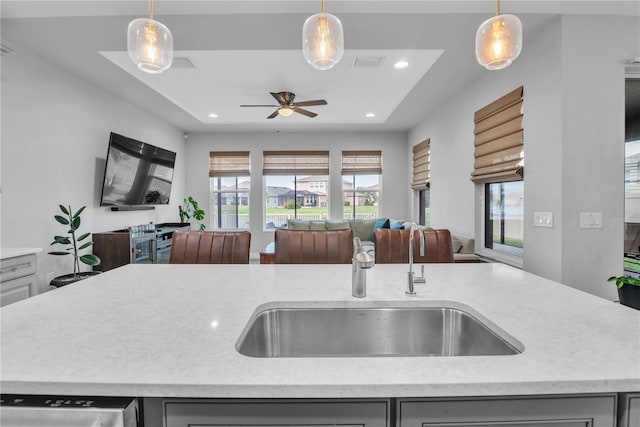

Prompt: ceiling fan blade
[
  {"left": 294, "top": 99, "right": 328, "bottom": 107},
  {"left": 293, "top": 107, "right": 317, "bottom": 118},
  {"left": 240, "top": 104, "right": 279, "bottom": 107},
  {"left": 267, "top": 110, "right": 280, "bottom": 119},
  {"left": 270, "top": 92, "right": 287, "bottom": 105}
]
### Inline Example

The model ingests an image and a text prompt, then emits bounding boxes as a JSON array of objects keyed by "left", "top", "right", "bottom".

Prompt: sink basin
[{"left": 236, "top": 303, "right": 522, "bottom": 357}]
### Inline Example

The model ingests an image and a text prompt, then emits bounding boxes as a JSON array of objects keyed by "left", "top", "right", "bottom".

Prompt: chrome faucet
[
  {"left": 407, "top": 223, "right": 426, "bottom": 295},
  {"left": 352, "top": 237, "right": 374, "bottom": 298}
]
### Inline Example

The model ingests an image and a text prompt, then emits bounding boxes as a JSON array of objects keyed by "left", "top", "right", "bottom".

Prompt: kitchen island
[{"left": 1, "top": 263, "right": 639, "bottom": 426}]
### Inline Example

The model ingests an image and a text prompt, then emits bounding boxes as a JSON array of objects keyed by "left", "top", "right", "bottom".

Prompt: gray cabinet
[
  {"left": 398, "top": 395, "right": 617, "bottom": 427},
  {"left": 618, "top": 393, "right": 640, "bottom": 427},
  {"left": 1, "top": 253, "right": 38, "bottom": 306},
  {"left": 144, "top": 399, "right": 389, "bottom": 427}
]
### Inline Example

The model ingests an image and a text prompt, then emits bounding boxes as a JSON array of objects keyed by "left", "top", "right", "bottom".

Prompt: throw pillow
[
  {"left": 326, "top": 220, "right": 349, "bottom": 230},
  {"left": 389, "top": 218, "right": 404, "bottom": 230},
  {"left": 288, "top": 220, "right": 310, "bottom": 230},
  {"left": 309, "top": 221, "right": 326, "bottom": 230},
  {"left": 451, "top": 235, "right": 463, "bottom": 253},
  {"left": 352, "top": 218, "right": 378, "bottom": 242},
  {"left": 371, "top": 218, "right": 390, "bottom": 240}
]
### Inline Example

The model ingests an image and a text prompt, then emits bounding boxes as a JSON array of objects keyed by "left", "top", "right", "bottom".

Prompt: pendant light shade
[
  {"left": 127, "top": 0, "right": 173, "bottom": 74},
  {"left": 302, "top": 0, "right": 344, "bottom": 71},
  {"left": 475, "top": 0, "right": 522, "bottom": 70}
]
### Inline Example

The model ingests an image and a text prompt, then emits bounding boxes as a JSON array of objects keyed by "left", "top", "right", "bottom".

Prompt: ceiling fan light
[
  {"left": 302, "top": 12, "right": 344, "bottom": 71},
  {"left": 278, "top": 107, "right": 294, "bottom": 117},
  {"left": 475, "top": 13, "right": 522, "bottom": 70},
  {"left": 127, "top": 17, "right": 173, "bottom": 74}
]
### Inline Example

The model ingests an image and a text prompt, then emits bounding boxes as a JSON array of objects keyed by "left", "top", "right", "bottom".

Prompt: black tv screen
[{"left": 100, "top": 132, "right": 176, "bottom": 207}]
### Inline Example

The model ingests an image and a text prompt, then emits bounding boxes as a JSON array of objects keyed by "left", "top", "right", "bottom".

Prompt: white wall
[
  {"left": 184, "top": 131, "right": 409, "bottom": 252},
  {"left": 559, "top": 15, "right": 638, "bottom": 299},
  {"left": 409, "top": 15, "right": 640, "bottom": 300},
  {"left": 1, "top": 43, "right": 187, "bottom": 293}
]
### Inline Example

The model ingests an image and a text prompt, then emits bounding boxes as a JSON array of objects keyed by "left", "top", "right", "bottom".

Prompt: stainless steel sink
[{"left": 236, "top": 303, "right": 522, "bottom": 357}]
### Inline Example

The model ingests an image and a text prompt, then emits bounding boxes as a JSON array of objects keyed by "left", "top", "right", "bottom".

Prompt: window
[
  {"left": 472, "top": 87, "right": 524, "bottom": 258},
  {"left": 412, "top": 139, "right": 430, "bottom": 226},
  {"left": 263, "top": 151, "right": 329, "bottom": 228},
  {"left": 419, "top": 189, "right": 430, "bottom": 227},
  {"left": 341, "top": 151, "right": 382, "bottom": 219},
  {"left": 485, "top": 182, "right": 523, "bottom": 257},
  {"left": 209, "top": 151, "right": 250, "bottom": 230}
]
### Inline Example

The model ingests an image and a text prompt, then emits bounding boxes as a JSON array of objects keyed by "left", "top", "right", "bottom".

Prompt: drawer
[
  {"left": 1, "top": 254, "right": 37, "bottom": 282},
  {"left": 1, "top": 274, "right": 37, "bottom": 306}
]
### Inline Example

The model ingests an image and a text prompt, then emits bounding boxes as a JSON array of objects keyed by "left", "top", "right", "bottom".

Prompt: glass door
[{"left": 131, "top": 236, "right": 154, "bottom": 264}]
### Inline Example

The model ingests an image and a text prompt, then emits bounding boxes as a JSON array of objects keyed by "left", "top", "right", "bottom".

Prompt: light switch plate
[
  {"left": 580, "top": 212, "right": 602, "bottom": 229},
  {"left": 534, "top": 212, "right": 553, "bottom": 228}
]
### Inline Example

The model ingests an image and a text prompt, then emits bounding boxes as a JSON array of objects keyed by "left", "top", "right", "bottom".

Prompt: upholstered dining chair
[
  {"left": 374, "top": 228, "right": 454, "bottom": 263},
  {"left": 169, "top": 230, "right": 251, "bottom": 264},
  {"left": 274, "top": 229, "right": 353, "bottom": 264}
]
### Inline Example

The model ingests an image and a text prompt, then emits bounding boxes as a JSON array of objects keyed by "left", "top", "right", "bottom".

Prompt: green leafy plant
[
  {"left": 607, "top": 275, "right": 640, "bottom": 289},
  {"left": 49, "top": 205, "right": 100, "bottom": 279},
  {"left": 180, "top": 196, "right": 206, "bottom": 231}
]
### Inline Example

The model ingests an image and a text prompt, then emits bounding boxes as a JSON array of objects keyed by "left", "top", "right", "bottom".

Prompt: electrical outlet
[{"left": 46, "top": 272, "right": 55, "bottom": 286}]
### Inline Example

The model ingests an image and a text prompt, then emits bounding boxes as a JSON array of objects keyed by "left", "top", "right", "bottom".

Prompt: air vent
[
  {"left": 353, "top": 56, "right": 384, "bottom": 68},
  {"left": 172, "top": 57, "right": 195, "bottom": 69},
  {"left": 0, "top": 43, "right": 15, "bottom": 56}
]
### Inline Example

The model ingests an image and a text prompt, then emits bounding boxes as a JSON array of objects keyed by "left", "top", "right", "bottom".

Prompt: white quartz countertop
[
  {"left": 0, "top": 247, "right": 42, "bottom": 260},
  {"left": 1, "top": 263, "right": 639, "bottom": 398}
]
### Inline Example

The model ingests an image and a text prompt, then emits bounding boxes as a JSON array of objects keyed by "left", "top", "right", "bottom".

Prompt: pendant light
[
  {"left": 127, "top": 0, "right": 173, "bottom": 74},
  {"left": 302, "top": 0, "right": 344, "bottom": 71},
  {"left": 475, "top": 0, "right": 522, "bottom": 70}
]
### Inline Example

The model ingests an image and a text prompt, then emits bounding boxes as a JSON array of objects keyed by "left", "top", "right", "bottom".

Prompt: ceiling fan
[{"left": 240, "top": 91, "right": 327, "bottom": 119}]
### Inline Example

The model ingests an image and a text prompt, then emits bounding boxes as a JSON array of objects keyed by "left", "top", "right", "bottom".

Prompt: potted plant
[
  {"left": 607, "top": 275, "right": 640, "bottom": 310},
  {"left": 49, "top": 204, "right": 101, "bottom": 287},
  {"left": 179, "top": 196, "right": 206, "bottom": 231}
]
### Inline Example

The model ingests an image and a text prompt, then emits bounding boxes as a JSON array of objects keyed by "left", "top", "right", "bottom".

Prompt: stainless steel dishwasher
[{"left": 0, "top": 395, "right": 138, "bottom": 427}]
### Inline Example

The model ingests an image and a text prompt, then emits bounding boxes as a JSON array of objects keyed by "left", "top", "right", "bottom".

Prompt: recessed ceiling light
[
  {"left": 366, "top": 113, "right": 375, "bottom": 118},
  {"left": 394, "top": 61, "right": 409, "bottom": 69},
  {"left": 208, "top": 113, "right": 218, "bottom": 118}
]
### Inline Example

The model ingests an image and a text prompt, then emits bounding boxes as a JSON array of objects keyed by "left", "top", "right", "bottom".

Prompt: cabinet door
[
  {"left": 398, "top": 395, "right": 616, "bottom": 427},
  {"left": 1, "top": 274, "right": 37, "bottom": 307},
  {"left": 164, "top": 399, "right": 389, "bottom": 427},
  {"left": 619, "top": 393, "right": 640, "bottom": 427}
]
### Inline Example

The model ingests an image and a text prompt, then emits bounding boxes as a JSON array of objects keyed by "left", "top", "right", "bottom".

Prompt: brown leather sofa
[
  {"left": 374, "top": 228, "right": 454, "bottom": 263},
  {"left": 170, "top": 230, "right": 251, "bottom": 264},
  {"left": 274, "top": 229, "right": 353, "bottom": 264}
]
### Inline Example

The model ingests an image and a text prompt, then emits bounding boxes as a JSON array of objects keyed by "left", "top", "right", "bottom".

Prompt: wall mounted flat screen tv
[{"left": 100, "top": 132, "right": 176, "bottom": 207}]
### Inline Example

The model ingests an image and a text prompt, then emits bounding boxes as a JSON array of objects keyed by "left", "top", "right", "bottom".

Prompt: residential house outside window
[
  {"left": 209, "top": 151, "right": 250, "bottom": 230},
  {"left": 263, "top": 151, "right": 329, "bottom": 229},
  {"left": 342, "top": 151, "right": 382, "bottom": 219}
]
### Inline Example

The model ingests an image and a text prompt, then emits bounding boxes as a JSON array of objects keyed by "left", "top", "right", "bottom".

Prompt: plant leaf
[
  {"left": 77, "top": 232, "right": 91, "bottom": 241},
  {"left": 79, "top": 254, "right": 101, "bottom": 266},
  {"left": 78, "top": 241, "right": 94, "bottom": 250},
  {"left": 71, "top": 216, "right": 81, "bottom": 231},
  {"left": 52, "top": 236, "right": 71, "bottom": 244},
  {"left": 55, "top": 215, "right": 70, "bottom": 225},
  {"left": 48, "top": 251, "right": 71, "bottom": 256},
  {"left": 73, "top": 206, "right": 86, "bottom": 218},
  {"left": 59, "top": 205, "right": 70, "bottom": 215}
]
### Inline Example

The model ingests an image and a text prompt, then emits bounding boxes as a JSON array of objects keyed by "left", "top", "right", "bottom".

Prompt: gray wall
[
  {"left": 184, "top": 131, "right": 410, "bottom": 253},
  {"left": 1, "top": 43, "right": 187, "bottom": 293},
  {"left": 409, "top": 15, "right": 640, "bottom": 300}
]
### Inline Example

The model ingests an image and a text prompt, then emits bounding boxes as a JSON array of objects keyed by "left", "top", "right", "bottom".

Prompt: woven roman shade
[
  {"left": 209, "top": 151, "right": 250, "bottom": 177},
  {"left": 341, "top": 150, "right": 383, "bottom": 175},
  {"left": 411, "top": 139, "right": 430, "bottom": 190},
  {"left": 471, "top": 86, "right": 524, "bottom": 183},
  {"left": 262, "top": 151, "right": 329, "bottom": 175}
]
